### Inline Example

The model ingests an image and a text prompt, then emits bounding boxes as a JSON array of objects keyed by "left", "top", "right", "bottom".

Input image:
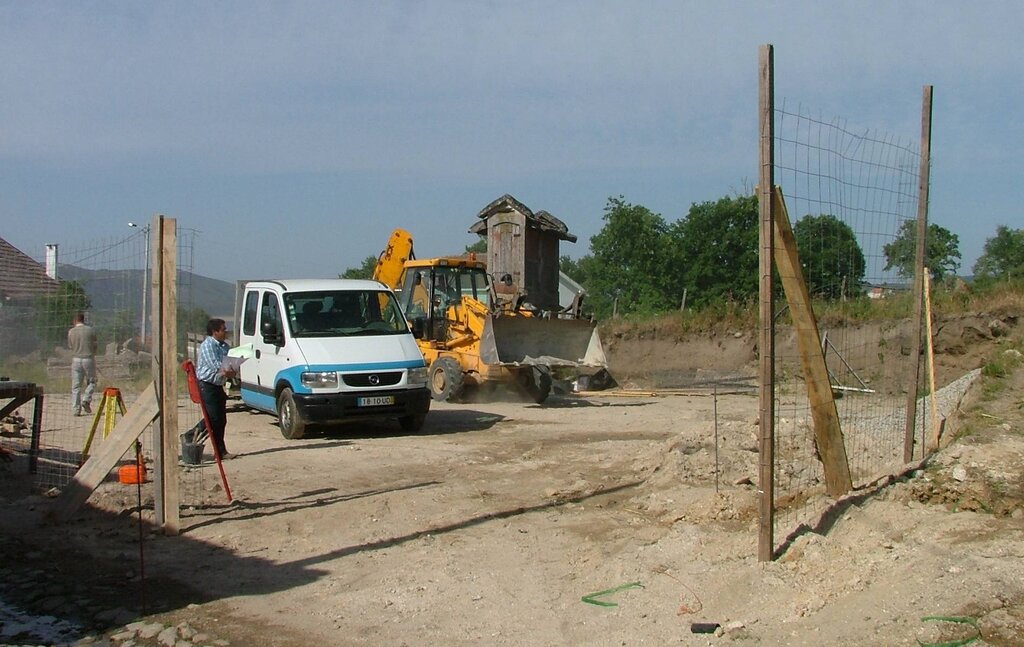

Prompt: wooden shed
[{"left": 469, "top": 194, "right": 577, "bottom": 312}]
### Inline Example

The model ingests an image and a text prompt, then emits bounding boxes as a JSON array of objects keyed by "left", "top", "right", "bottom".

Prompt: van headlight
[
  {"left": 302, "top": 371, "right": 338, "bottom": 388},
  {"left": 407, "top": 366, "right": 428, "bottom": 387}
]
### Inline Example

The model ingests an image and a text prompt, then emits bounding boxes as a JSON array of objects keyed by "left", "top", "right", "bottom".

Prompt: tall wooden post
[
  {"left": 757, "top": 44, "right": 776, "bottom": 562},
  {"left": 903, "top": 86, "right": 933, "bottom": 463},
  {"left": 152, "top": 215, "right": 180, "bottom": 532}
]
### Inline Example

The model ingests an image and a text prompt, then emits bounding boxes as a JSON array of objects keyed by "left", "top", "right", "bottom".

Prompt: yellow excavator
[{"left": 373, "top": 228, "right": 606, "bottom": 403}]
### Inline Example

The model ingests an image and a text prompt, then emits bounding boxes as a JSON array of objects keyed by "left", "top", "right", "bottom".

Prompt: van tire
[
  {"left": 277, "top": 388, "right": 307, "bottom": 439},
  {"left": 429, "top": 357, "right": 465, "bottom": 402}
]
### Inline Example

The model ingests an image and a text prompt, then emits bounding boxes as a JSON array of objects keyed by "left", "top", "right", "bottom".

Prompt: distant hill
[{"left": 58, "top": 265, "right": 235, "bottom": 317}]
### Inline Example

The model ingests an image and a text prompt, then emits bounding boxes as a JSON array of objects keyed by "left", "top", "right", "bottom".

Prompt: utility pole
[{"left": 128, "top": 222, "right": 151, "bottom": 348}]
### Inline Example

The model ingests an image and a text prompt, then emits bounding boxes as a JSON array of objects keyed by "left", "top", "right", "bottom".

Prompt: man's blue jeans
[
  {"left": 199, "top": 380, "right": 228, "bottom": 456},
  {"left": 71, "top": 357, "right": 97, "bottom": 414}
]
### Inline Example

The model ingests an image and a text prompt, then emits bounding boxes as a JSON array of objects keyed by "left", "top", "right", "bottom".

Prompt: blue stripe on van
[{"left": 241, "top": 389, "right": 277, "bottom": 413}]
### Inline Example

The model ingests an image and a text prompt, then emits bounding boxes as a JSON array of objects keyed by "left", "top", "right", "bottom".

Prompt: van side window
[
  {"left": 243, "top": 291, "right": 259, "bottom": 336},
  {"left": 261, "top": 292, "right": 282, "bottom": 332}
]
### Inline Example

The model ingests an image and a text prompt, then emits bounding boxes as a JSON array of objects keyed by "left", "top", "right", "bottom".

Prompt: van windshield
[{"left": 283, "top": 290, "right": 409, "bottom": 338}]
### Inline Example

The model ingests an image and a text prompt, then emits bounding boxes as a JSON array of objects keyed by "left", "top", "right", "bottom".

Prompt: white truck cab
[{"left": 235, "top": 279, "right": 431, "bottom": 438}]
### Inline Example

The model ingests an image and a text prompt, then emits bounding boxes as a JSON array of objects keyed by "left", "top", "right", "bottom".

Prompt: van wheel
[
  {"left": 399, "top": 413, "right": 427, "bottom": 433},
  {"left": 277, "top": 388, "right": 307, "bottom": 439},
  {"left": 429, "top": 357, "right": 465, "bottom": 402}
]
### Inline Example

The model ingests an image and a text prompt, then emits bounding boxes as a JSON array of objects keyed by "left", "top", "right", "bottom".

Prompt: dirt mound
[
  {"left": 604, "top": 312, "right": 1019, "bottom": 393},
  {"left": 604, "top": 328, "right": 757, "bottom": 389}
]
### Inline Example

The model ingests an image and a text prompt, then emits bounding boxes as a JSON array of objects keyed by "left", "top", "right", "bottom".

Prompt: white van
[{"left": 234, "top": 279, "right": 431, "bottom": 438}]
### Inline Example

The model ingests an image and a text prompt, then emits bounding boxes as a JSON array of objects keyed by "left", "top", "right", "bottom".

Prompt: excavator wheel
[
  {"left": 521, "top": 366, "right": 552, "bottom": 404},
  {"left": 429, "top": 357, "right": 465, "bottom": 402}
]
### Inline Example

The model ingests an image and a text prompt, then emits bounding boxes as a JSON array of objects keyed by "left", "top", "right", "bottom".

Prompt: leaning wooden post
[
  {"left": 51, "top": 384, "right": 160, "bottom": 521},
  {"left": 923, "top": 270, "right": 941, "bottom": 449},
  {"left": 773, "top": 190, "right": 852, "bottom": 497},
  {"left": 902, "top": 85, "right": 933, "bottom": 463},
  {"left": 757, "top": 43, "right": 776, "bottom": 562}
]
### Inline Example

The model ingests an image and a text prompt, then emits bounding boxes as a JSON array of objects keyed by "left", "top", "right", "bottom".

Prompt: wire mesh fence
[
  {"left": 0, "top": 228, "right": 223, "bottom": 510},
  {"left": 770, "top": 102, "right": 937, "bottom": 547}
]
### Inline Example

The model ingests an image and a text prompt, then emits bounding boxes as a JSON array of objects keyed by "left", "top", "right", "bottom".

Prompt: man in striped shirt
[{"left": 196, "top": 318, "right": 237, "bottom": 459}]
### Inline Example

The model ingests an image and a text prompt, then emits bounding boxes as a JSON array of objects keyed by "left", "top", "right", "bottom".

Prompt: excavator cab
[{"left": 397, "top": 261, "right": 490, "bottom": 343}]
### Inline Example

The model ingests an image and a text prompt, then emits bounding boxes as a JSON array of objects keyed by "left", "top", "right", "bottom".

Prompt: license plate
[{"left": 357, "top": 395, "right": 395, "bottom": 407}]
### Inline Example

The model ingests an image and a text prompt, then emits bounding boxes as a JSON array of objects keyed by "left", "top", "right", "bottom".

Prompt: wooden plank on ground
[
  {"left": 50, "top": 382, "right": 159, "bottom": 522},
  {"left": 773, "top": 189, "right": 853, "bottom": 496}
]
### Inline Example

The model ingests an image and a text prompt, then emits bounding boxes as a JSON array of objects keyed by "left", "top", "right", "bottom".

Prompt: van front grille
[{"left": 342, "top": 371, "right": 402, "bottom": 387}]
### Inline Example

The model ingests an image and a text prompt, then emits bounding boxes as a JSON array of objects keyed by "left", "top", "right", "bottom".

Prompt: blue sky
[{"left": 1, "top": 2, "right": 1020, "bottom": 282}]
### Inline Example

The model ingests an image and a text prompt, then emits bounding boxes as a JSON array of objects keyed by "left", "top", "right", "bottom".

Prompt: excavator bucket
[{"left": 481, "top": 316, "right": 607, "bottom": 371}]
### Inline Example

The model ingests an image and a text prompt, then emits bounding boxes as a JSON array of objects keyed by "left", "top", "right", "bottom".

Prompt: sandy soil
[{"left": 2, "top": 314, "right": 1024, "bottom": 646}]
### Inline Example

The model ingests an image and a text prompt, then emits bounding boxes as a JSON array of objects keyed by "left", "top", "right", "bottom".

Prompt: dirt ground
[{"left": 2, "top": 313, "right": 1024, "bottom": 646}]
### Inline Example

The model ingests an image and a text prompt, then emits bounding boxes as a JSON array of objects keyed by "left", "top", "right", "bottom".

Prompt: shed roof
[{"left": 469, "top": 193, "right": 577, "bottom": 243}]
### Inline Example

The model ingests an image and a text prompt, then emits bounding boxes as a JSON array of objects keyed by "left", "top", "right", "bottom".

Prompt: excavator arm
[{"left": 373, "top": 228, "right": 415, "bottom": 289}]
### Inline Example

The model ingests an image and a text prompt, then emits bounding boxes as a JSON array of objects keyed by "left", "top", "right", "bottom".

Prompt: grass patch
[
  {"left": 601, "top": 298, "right": 757, "bottom": 340},
  {"left": 0, "top": 360, "right": 52, "bottom": 386},
  {"left": 975, "top": 337, "right": 1024, "bottom": 402},
  {"left": 600, "top": 281, "right": 1024, "bottom": 342},
  {"left": 982, "top": 359, "right": 1009, "bottom": 379}
]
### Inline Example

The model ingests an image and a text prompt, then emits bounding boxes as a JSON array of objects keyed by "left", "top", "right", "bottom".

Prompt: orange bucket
[{"left": 119, "top": 462, "right": 147, "bottom": 484}]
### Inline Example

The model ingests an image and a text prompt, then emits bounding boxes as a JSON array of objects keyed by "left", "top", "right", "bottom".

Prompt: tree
[
  {"left": 340, "top": 255, "right": 379, "bottom": 280},
  {"left": 973, "top": 225, "right": 1024, "bottom": 283},
  {"left": 883, "top": 221, "right": 961, "bottom": 281},
  {"left": 33, "top": 280, "right": 91, "bottom": 352},
  {"left": 465, "top": 237, "right": 487, "bottom": 255},
  {"left": 560, "top": 255, "right": 583, "bottom": 283},
  {"left": 106, "top": 309, "right": 138, "bottom": 347},
  {"left": 579, "top": 197, "right": 673, "bottom": 318},
  {"left": 792, "top": 214, "right": 866, "bottom": 299},
  {"left": 177, "top": 305, "right": 211, "bottom": 353},
  {"left": 671, "top": 195, "right": 760, "bottom": 308}
]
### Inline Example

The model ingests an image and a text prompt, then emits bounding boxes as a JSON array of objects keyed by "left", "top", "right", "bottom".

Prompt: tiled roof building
[{"left": 0, "top": 237, "right": 59, "bottom": 304}]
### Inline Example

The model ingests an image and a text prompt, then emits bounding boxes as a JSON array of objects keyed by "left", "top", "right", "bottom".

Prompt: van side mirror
[{"left": 261, "top": 319, "right": 282, "bottom": 346}]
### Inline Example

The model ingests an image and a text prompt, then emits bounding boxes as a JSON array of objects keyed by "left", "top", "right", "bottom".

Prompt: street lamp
[{"left": 128, "top": 222, "right": 150, "bottom": 349}]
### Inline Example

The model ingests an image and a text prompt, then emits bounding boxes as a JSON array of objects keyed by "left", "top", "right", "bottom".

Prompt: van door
[
  {"left": 238, "top": 289, "right": 261, "bottom": 407},
  {"left": 241, "top": 289, "right": 295, "bottom": 412}
]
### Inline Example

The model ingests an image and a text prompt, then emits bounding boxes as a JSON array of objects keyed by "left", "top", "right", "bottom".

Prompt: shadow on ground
[{"left": 0, "top": 466, "right": 645, "bottom": 645}]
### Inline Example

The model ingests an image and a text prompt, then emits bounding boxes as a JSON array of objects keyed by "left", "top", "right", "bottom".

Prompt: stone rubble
[{"left": 0, "top": 559, "right": 230, "bottom": 647}]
